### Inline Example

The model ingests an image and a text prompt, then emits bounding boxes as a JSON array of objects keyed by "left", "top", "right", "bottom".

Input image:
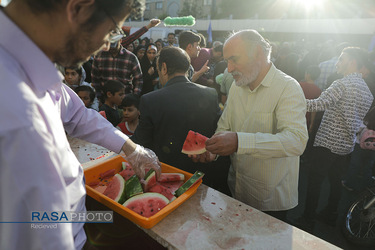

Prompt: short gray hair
[{"left": 227, "top": 30, "right": 272, "bottom": 62}]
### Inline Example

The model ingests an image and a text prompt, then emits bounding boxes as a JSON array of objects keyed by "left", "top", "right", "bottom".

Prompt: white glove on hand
[{"left": 124, "top": 145, "right": 161, "bottom": 180}]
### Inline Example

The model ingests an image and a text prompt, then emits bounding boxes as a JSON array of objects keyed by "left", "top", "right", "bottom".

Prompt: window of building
[
  {"left": 146, "top": 3, "right": 150, "bottom": 10},
  {"left": 204, "top": 0, "right": 212, "bottom": 5},
  {"left": 156, "top": 2, "right": 163, "bottom": 9}
]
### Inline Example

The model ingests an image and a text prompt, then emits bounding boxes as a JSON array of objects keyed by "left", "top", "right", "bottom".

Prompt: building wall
[{"left": 143, "top": 0, "right": 222, "bottom": 20}]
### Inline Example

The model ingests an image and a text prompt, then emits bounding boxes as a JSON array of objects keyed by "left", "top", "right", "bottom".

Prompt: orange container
[{"left": 84, "top": 155, "right": 202, "bottom": 229}]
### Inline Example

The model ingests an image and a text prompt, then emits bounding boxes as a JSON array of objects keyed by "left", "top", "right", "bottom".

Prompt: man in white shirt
[
  {"left": 193, "top": 30, "right": 308, "bottom": 222},
  {"left": 0, "top": 1, "right": 160, "bottom": 249}
]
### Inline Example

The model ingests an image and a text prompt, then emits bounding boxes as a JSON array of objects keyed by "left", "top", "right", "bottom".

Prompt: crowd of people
[
  {"left": 2, "top": 0, "right": 375, "bottom": 248},
  {"left": 66, "top": 24, "right": 375, "bottom": 231}
]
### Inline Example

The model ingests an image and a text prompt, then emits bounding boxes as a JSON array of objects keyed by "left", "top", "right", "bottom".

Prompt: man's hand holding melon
[{"left": 182, "top": 130, "right": 238, "bottom": 163}]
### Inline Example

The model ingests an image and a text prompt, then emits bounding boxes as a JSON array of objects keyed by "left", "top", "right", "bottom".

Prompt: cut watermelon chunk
[
  {"left": 181, "top": 130, "right": 208, "bottom": 155},
  {"left": 148, "top": 184, "right": 176, "bottom": 201},
  {"left": 158, "top": 173, "right": 185, "bottom": 183},
  {"left": 175, "top": 171, "right": 204, "bottom": 197},
  {"left": 119, "top": 162, "right": 136, "bottom": 181},
  {"left": 123, "top": 193, "right": 169, "bottom": 218},
  {"left": 125, "top": 175, "right": 143, "bottom": 199},
  {"left": 103, "top": 174, "right": 127, "bottom": 204},
  {"left": 143, "top": 169, "right": 157, "bottom": 191},
  {"left": 160, "top": 181, "right": 184, "bottom": 195},
  {"left": 94, "top": 185, "right": 107, "bottom": 194}
]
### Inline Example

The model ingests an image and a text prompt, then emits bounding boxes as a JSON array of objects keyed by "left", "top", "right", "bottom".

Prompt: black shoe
[
  {"left": 316, "top": 209, "right": 337, "bottom": 227},
  {"left": 293, "top": 216, "right": 315, "bottom": 233}
]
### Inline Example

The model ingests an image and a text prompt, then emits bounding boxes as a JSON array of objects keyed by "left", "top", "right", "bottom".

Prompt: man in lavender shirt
[{"left": 0, "top": 0, "right": 160, "bottom": 249}]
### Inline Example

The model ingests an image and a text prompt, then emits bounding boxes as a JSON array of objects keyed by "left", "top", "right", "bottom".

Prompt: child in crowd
[
  {"left": 99, "top": 80, "right": 125, "bottom": 127},
  {"left": 64, "top": 66, "right": 91, "bottom": 90},
  {"left": 75, "top": 85, "right": 96, "bottom": 109},
  {"left": 342, "top": 106, "right": 375, "bottom": 191},
  {"left": 118, "top": 94, "right": 140, "bottom": 136}
]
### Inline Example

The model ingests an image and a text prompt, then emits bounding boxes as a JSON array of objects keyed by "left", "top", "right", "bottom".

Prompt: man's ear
[
  {"left": 106, "top": 91, "right": 113, "bottom": 98},
  {"left": 161, "top": 62, "right": 168, "bottom": 76},
  {"left": 66, "top": 0, "right": 96, "bottom": 24}
]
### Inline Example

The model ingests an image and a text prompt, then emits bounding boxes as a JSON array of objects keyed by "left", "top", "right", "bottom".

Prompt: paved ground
[{"left": 287, "top": 161, "right": 374, "bottom": 250}]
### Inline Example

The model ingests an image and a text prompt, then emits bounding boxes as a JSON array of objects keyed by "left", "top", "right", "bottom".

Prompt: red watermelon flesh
[
  {"left": 158, "top": 173, "right": 185, "bottom": 183},
  {"left": 94, "top": 185, "right": 107, "bottom": 194},
  {"left": 119, "top": 164, "right": 136, "bottom": 181},
  {"left": 103, "top": 174, "right": 126, "bottom": 204},
  {"left": 148, "top": 184, "right": 176, "bottom": 201},
  {"left": 143, "top": 169, "right": 157, "bottom": 191},
  {"left": 123, "top": 193, "right": 169, "bottom": 218},
  {"left": 181, "top": 130, "right": 208, "bottom": 155},
  {"left": 100, "top": 169, "right": 116, "bottom": 179},
  {"left": 160, "top": 181, "right": 184, "bottom": 194}
]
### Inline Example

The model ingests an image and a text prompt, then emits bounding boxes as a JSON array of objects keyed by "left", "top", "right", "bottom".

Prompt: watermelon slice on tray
[
  {"left": 103, "top": 174, "right": 127, "bottom": 204},
  {"left": 181, "top": 130, "right": 208, "bottom": 155},
  {"left": 123, "top": 192, "right": 169, "bottom": 218}
]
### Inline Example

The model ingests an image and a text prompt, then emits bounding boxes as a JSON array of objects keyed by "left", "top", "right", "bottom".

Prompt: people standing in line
[
  {"left": 0, "top": 1, "right": 161, "bottom": 249},
  {"left": 178, "top": 31, "right": 210, "bottom": 82},
  {"left": 91, "top": 37, "right": 143, "bottom": 100},
  {"left": 131, "top": 46, "right": 231, "bottom": 194},
  {"left": 140, "top": 44, "right": 159, "bottom": 95},
  {"left": 192, "top": 30, "right": 308, "bottom": 222},
  {"left": 296, "top": 47, "right": 373, "bottom": 230}
]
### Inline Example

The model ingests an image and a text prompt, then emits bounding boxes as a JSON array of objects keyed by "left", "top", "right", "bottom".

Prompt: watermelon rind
[
  {"left": 104, "top": 174, "right": 127, "bottom": 204},
  {"left": 175, "top": 171, "right": 205, "bottom": 197},
  {"left": 181, "top": 147, "right": 207, "bottom": 155},
  {"left": 123, "top": 192, "right": 170, "bottom": 217},
  {"left": 125, "top": 175, "right": 143, "bottom": 199}
]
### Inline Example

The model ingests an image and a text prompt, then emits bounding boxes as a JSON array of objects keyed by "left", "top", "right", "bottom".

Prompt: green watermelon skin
[
  {"left": 123, "top": 193, "right": 169, "bottom": 218},
  {"left": 175, "top": 171, "right": 204, "bottom": 197},
  {"left": 103, "top": 174, "right": 127, "bottom": 204},
  {"left": 181, "top": 130, "right": 208, "bottom": 155}
]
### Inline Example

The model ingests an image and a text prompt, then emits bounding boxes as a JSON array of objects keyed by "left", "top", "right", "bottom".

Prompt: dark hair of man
[
  {"left": 102, "top": 80, "right": 124, "bottom": 100},
  {"left": 168, "top": 33, "right": 175, "bottom": 37},
  {"left": 23, "top": 0, "right": 145, "bottom": 28},
  {"left": 178, "top": 31, "right": 201, "bottom": 51},
  {"left": 305, "top": 65, "right": 321, "bottom": 81},
  {"left": 157, "top": 47, "right": 190, "bottom": 76},
  {"left": 342, "top": 47, "right": 366, "bottom": 70},
  {"left": 75, "top": 85, "right": 96, "bottom": 102},
  {"left": 119, "top": 93, "right": 140, "bottom": 109},
  {"left": 65, "top": 67, "right": 82, "bottom": 76}
]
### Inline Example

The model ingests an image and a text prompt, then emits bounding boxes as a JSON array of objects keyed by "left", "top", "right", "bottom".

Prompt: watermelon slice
[
  {"left": 158, "top": 173, "right": 185, "bottom": 183},
  {"left": 123, "top": 193, "right": 169, "bottom": 218},
  {"left": 148, "top": 184, "right": 176, "bottom": 201},
  {"left": 160, "top": 180, "right": 184, "bottom": 194},
  {"left": 175, "top": 171, "right": 204, "bottom": 197},
  {"left": 143, "top": 169, "right": 157, "bottom": 191},
  {"left": 100, "top": 169, "right": 116, "bottom": 179},
  {"left": 181, "top": 130, "right": 208, "bottom": 155},
  {"left": 94, "top": 185, "right": 107, "bottom": 194},
  {"left": 119, "top": 162, "right": 136, "bottom": 181},
  {"left": 103, "top": 174, "right": 127, "bottom": 204},
  {"left": 125, "top": 175, "right": 143, "bottom": 199}
]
